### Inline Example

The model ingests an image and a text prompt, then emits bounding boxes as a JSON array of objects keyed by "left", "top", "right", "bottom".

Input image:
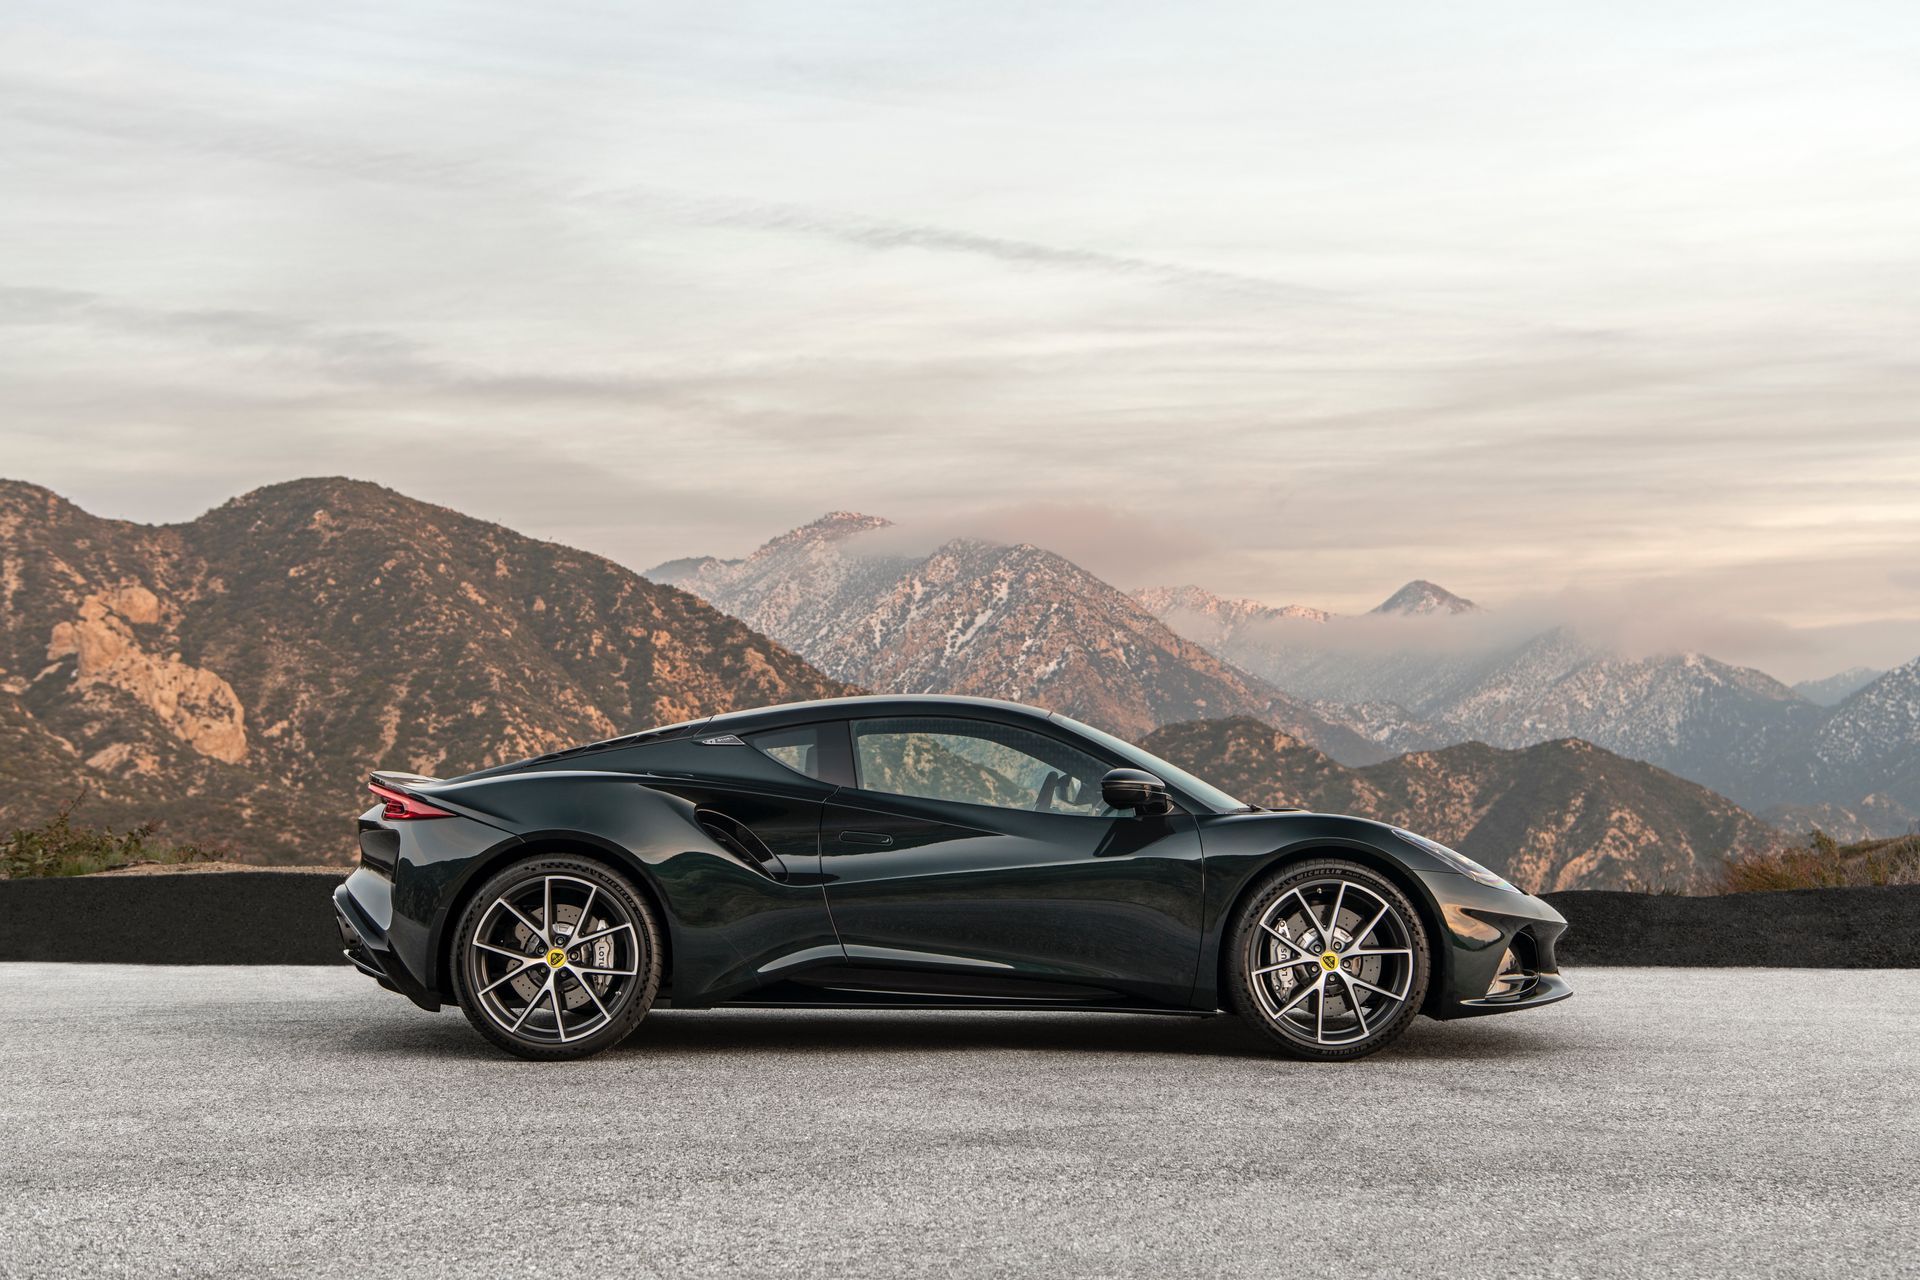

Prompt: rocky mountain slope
[
  {"left": 1142, "top": 718, "right": 1780, "bottom": 892},
  {"left": 0, "top": 479, "right": 852, "bottom": 862},
  {"left": 652, "top": 514, "right": 1384, "bottom": 758},
  {"left": 1138, "top": 583, "right": 1919, "bottom": 836},
  {"left": 1806, "top": 658, "right": 1920, "bottom": 815}
]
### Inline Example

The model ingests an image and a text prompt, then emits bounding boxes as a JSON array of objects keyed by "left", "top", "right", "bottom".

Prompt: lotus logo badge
[
  {"left": 545, "top": 948, "right": 568, "bottom": 968},
  {"left": 1319, "top": 951, "right": 1340, "bottom": 973}
]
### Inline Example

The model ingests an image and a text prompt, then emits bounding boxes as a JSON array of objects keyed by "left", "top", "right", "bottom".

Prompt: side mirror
[{"left": 1102, "top": 767, "right": 1172, "bottom": 816}]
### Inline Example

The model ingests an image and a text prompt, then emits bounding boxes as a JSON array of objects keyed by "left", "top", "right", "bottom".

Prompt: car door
[
  {"left": 819, "top": 715, "right": 1204, "bottom": 1007},
  {"left": 624, "top": 722, "right": 847, "bottom": 1000}
]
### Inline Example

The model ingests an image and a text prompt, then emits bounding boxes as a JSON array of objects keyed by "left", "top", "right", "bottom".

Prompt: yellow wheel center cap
[
  {"left": 544, "top": 948, "right": 568, "bottom": 968},
  {"left": 1319, "top": 951, "right": 1340, "bottom": 973}
]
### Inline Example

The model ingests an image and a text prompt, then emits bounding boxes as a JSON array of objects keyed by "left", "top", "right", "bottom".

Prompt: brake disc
[{"left": 506, "top": 904, "right": 614, "bottom": 1008}]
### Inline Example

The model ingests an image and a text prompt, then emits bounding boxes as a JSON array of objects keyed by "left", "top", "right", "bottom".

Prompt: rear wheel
[
  {"left": 451, "top": 856, "right": 662, "bottom": 1060},
  {"left": 1227, "top": 859, "right": 1430, "bottom": 1061}
]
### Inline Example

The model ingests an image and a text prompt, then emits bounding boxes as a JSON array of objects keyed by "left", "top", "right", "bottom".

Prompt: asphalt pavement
[{"left": 0, "top": 965, "right": 1913, "bottom": 1279}]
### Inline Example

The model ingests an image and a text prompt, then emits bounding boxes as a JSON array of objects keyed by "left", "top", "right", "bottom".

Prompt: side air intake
[{"left": 695, "top": 809, "right": 789, "bottom": 882}]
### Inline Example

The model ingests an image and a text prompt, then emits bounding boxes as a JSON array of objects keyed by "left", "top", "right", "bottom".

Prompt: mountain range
[
  {"left": 0, "top": 478, "right": 850, "bottom": 860},
  {"left": 1140, "top": 719, "right": 1776, "bottom": 892},
  {"left": 0, "top": 480, "right": 1875, "bottom": 888},
  {"left": 648, "top": 513, "right": 1385, "bottom": 759},
  {"left": 1136, "top": 583, "right": 1920, "bottom": 839}
]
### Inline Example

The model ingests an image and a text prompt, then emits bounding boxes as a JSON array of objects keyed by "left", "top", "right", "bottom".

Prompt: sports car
[{"left": 333, "top": 695, "right": 1570, "bottom": 1060}]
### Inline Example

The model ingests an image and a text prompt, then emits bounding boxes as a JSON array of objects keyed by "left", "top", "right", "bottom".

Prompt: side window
[
  {"left": 745, "top": 726, "right": 823, "bottom": 781},
  {"left": 852, "top": 717, "right": 1112, "bottom": 816}
]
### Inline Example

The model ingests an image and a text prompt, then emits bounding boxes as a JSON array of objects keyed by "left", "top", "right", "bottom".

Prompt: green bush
[
  {"left": 0, "top": 792, "right": 219, "bottom": 879},
  {"left": 1722, "top": 829, "right": 1920, "bottom": 892}
]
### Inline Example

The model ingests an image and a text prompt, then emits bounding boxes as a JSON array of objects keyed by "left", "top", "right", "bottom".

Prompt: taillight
[{"left": 369, "top": 782, "right": 455, "bottom": 821}]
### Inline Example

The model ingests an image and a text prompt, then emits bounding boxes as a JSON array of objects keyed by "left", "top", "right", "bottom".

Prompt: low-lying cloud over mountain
[
  {"left": 651, "top": 513, "right": 1382, "bottom": 759},
  {"left": 1139, "top": 583, "right": 1920, "bottom": 838}
]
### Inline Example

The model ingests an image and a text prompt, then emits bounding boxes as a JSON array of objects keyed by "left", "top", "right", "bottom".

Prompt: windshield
[{"left": 1049, "top": 712, "right": 1248, "bottom": 815}]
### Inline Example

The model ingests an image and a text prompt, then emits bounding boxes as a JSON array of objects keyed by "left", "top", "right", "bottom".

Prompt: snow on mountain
[
  {"left": 1435, "top": 633, "right": 1820, "bottom": 807},
  {"left": 1809, "top": 657, "right": 1920, "bottom": 798},
  {"left": 1137, "top": 582, "right": 1919, "bottom": 835},
  {"left": 1371, "top": 580, "right": 1480, "bottom": 616},
  {"left": 655, "top": 517, "right": 1384, "bottom": 758}
]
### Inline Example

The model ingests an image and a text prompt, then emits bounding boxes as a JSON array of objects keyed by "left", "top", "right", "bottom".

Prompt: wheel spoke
[
  {"left": 501, "top": 900, "right": 548, "bottom": 946},
  {"left": 1251, "top": 960, "right": 1312, "bottom": 977},
  {"left": 1260, "top": 920, "right": 1318, "bottom": 961},
  {"left": 1315, "top": 983, "right": 1328, "bottom": 1044},
  {"left": 1344, "top": 971, "right": 1409, "bottom": 1002},
  {"left": 548, "top": 982, "right": 570, "bottom": 1042},
  {"left": 1288, "top": 888, "right": 1326, "bottom": 948},
  {"left": 509, "top": 977, "right": 551, "bottom": 1033},
  {"left": 1351, "top": 902, "right": 1390, "bottom": 947},
  {"left": 1327, "top": 882, "right": 1348, "bottom": 946},
  {"left": 571, "top": 965, "right": 639, "bottom": 977},
  {"left": 1276, "top": 972, "right": 1323, "bottom": 1019},
  {"left": 567, "top": 886, "right": 598, "bottom": 947},
  {"left": 1339, "top": 972, "right": 1371, "bottom": 1038},
  {"left": 474, "top": 940, "right": 533, "bottom": 962},
  {"left": 1346, "top": 947, "right": 1411, "bottom": 960},
  {"left": 543, "top": 877, "right": 555, "bottom": 939},
  {"left": 478, "top": 959, "right": 541, "bottom": 997},
  {"left": 566, "top": 968, "right": 612, "bottom": 1026}
]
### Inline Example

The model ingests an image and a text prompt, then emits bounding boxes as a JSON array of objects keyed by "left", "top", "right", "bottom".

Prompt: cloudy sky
[{"left": 3, "top": 1, "right": 1918, "bottom": 680}]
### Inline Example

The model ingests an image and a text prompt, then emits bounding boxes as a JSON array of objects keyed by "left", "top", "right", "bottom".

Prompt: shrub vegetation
[
  {"left": 1722, "top": 829, "right": 1920, "bottom": 892},
  {"left": 0, "top": 791, "right": 219, "bottom": 879}
]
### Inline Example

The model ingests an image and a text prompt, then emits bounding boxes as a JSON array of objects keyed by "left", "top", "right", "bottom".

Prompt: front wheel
[
  {"left": 451, "top": 856, "right": 662, "bottom": 1060},
  {"left": 1227, "top": 859, "right": 1430, "bottom": 1062}
]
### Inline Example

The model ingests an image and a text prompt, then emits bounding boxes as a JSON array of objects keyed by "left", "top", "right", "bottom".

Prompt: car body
[{"left": 334, "top": 695, "right": 1570, "bottom": 1060}]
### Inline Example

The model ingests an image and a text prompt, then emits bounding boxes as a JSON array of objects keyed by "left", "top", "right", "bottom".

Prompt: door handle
[{"left": 838, "top": 830, "right": 894, "bottom": 847}]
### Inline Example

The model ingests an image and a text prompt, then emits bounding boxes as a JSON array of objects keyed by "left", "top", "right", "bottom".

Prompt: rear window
[{"left": 745, "top": 726, "right": 823, "bottom": 781}]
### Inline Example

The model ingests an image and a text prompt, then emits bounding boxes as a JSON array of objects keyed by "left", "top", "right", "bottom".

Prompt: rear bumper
[{"left": 333, "top": 874, "right": 441, "bottom": 1012}]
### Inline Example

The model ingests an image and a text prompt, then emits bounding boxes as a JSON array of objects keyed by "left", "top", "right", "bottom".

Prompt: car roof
[
  {"left": 704, "top": 694, "right": 1062, "bottom": 735},
  {"left": 455, "top": 695, "right": 1084, "bottom": 782}
]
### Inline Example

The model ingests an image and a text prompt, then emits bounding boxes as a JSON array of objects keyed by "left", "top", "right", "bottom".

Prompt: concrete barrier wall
[
  {"left": 1, "top": 873, "right": 347, "bottom": 965},
  {"left": 1543, "top": 885, "right": 1920, "bottom": 968},
  {"left": 2, "top": 873, "right": 1915, "bottom": 967}
]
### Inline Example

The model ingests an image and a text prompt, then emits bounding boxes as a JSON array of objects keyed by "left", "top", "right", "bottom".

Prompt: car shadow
[{"left": 342, "top": 1005, "right": 1566, "bottom": 1064}]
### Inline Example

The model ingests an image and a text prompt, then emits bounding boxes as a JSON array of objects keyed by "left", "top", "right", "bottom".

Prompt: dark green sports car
[{"left": 334, "top": 695, "right": 1570, "bottom": 1061}]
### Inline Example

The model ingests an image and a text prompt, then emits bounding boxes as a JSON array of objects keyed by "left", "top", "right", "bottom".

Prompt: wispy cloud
[{"left": 3, "top": 0, "right": 1918, "bottom": 681}]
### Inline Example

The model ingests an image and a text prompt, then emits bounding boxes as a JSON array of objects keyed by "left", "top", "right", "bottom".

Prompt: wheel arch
[
  {"left": 432, "top": 832, "right": 675, "bottom": 1001},
  {"left": 1214, "top": 840, "right": 1451, "bottom": 1017}
]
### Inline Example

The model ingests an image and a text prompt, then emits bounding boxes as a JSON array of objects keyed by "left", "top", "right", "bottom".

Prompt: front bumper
[
  {"left": 1454, "top": 970, "right": 1574, "bottom": 1016},
  {"left": 1425, "top": 874, "right": 1573, "bottom": 1019},
  {"left": 333, "top": 872, "right": 441, "bottom": 1012}
]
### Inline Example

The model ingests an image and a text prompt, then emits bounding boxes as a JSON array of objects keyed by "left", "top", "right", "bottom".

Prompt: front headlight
[{"left": 1392, "top": 828, "right": 1519, "bottom": 893}]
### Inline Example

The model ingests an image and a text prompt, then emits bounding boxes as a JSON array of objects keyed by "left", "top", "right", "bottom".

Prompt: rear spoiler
[{"left": 370, "top": 770, "right": 443, "bottom": 793}]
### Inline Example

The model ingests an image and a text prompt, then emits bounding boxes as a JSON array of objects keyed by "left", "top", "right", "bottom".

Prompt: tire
[
  {"left": 451, "top": 855, "right": 663, "bottom": 1061},
  {"left": 1226, "top": 858, "right": 1431, "bottom": 1062}
]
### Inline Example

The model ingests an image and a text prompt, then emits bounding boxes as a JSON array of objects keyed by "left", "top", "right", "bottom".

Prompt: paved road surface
[{"left": 0, "top": 965, "right": 1913, "bottom": 1278}]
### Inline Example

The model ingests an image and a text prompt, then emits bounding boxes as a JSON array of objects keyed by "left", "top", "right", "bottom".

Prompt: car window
[
  {"left": 852, "top": 717, "right": 1113, "bottom": 816},
  {"left": 745, "top": 725, "right": 823, "bottom": 781}
]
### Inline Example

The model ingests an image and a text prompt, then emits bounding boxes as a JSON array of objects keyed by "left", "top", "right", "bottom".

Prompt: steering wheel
[{"left": 1034, "top": 771, "right": 1063, "bottom": 812}]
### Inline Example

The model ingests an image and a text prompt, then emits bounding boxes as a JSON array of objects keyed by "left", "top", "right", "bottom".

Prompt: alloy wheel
[
  {"left": 466, "top": 872, "right": 646, "bottom": 1047},
  {"left": 1246, "top": 874, "right": 1419, "bottom": 1051}
]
